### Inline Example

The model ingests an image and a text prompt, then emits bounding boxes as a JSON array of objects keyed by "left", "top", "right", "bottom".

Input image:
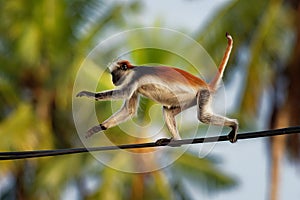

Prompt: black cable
[{"left": 1, "top": 126, "right": 300, "bottom": 160}]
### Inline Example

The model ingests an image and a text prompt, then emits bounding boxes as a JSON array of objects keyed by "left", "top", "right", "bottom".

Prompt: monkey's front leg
[
  {"left": 76, "top": 89, "right": 130, "bottom": 101},
  {"left": 83, "top": 93, "right": 138, "bottom": 138}
]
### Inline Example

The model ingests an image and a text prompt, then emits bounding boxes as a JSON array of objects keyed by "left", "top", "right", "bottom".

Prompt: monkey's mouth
[{"left": 111, "top": 71, "right": 122, "bottom": 86}]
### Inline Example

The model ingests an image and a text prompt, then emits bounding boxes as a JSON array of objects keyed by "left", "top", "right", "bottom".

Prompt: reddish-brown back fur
[
  {"left": 153, "top": 66, "right": 207, "bottom": 88},
  {"left": 117, "top": 60, "right": 207, "bottom": 88}
]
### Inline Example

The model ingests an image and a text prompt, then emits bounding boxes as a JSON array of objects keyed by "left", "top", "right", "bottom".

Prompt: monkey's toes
[
  {"left": 227, "top": 130, "right": 237, "bottom": 143},
  {"left": 155, "top": 138, "right": 172, "bottom": 146},
  {"left": 154, "top": 137, "right": 182, "bottom": 147}
]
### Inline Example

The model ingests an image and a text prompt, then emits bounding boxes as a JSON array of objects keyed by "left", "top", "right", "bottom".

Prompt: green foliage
[
  {"left": 175, "top": 153, "right": 236, "bottom": 191},
  {"left": 0, "top": 0, "right": 238, "bottom": 199},
  {"left": 196, "top": 0, "right": 294, "bottom": 127}
]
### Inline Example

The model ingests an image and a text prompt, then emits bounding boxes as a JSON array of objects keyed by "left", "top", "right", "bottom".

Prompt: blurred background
[{"left": 0, "top": 0, "right": 300, "bottom": 199}]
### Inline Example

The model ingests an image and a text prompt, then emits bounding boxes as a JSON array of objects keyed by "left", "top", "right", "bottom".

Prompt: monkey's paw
[
  {"left": 227, "top": 129, "right": 237, "bottom": 143},
  {"left": 155, "top": 138, "right": 172, "bottom": 146},
  {"left": 76, "top": 91, "right": 95, "bottom": 98},
  {"left": 85, "top": 124, "right": 107, "bottom": 138}
]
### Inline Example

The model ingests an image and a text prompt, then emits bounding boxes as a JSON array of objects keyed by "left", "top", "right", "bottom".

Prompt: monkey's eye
[{"left": 120, "top": 64, "right": 128, "bottom": 70}]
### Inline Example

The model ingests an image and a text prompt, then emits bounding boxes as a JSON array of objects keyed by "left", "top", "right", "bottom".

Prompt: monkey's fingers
[
  {"left": 76, "top": 91, "right": 96, "bottom": 98},
  {"left": 85, "top": 124, "right": 106, "bottom": 138}
]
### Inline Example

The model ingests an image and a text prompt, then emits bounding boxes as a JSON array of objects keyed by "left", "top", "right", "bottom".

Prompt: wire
[{"left": 1, "top": 126, "right": 300, "bottom": 160}]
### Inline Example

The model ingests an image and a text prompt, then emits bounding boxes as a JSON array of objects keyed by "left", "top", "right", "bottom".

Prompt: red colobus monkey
[{"left": 77, "top": 33, "right": 238, "bottom": 143}]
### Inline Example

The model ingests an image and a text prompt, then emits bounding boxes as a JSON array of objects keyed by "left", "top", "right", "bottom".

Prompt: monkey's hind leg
[
  {"left": 155, "top": 106, "right": 183, "bottom": 146},
  {"left": 197, "top": 89, "right": 238, "bottom": 143},
  {"left": 163, "top": 106, "right": 182, "bottom": 140}
]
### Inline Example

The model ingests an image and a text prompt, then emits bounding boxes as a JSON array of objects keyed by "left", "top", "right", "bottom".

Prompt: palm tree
[
  {"left": 269, "top": 1, "right": 300, "bottom": 199},
  {"left": 0, "top": 0, "right": 139, "bottom": 199},
  {"left": 195, "top": 0, "right": 300, "bottom": 199},
  {"left": 0, "top": 1, "right": 236, "bottom": 199}
]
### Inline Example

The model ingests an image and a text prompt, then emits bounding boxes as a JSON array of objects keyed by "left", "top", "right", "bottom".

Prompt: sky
[
  {"left": 139, "top": 0, "right": 231, "bottom": 33},
  {"left": 131, "top": 0, "right": 300, "bottom": 199}
]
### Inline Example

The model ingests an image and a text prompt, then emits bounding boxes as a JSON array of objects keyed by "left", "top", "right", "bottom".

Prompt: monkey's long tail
[{"left": 209, "top": 33, "right": 233, "bottom": 92}]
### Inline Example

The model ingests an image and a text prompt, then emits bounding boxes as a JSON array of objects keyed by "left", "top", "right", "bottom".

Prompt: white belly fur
[{"left": 137, "top": 83, "right": 197, "bottom": 108}]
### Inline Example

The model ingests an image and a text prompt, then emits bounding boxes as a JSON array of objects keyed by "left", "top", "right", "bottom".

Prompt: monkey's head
[{"left": 109, "top": 60, "right": 134, "bottom": 86}]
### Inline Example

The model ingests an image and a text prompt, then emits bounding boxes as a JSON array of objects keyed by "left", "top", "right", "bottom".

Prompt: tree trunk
[{"left": 269, "top": 2, "right": 300, "bottom": 200}]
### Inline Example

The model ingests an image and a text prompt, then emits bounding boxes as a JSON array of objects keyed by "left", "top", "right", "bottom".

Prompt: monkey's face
[{"left": 109, "top": 60, "right": 134, "bottom": 86}]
